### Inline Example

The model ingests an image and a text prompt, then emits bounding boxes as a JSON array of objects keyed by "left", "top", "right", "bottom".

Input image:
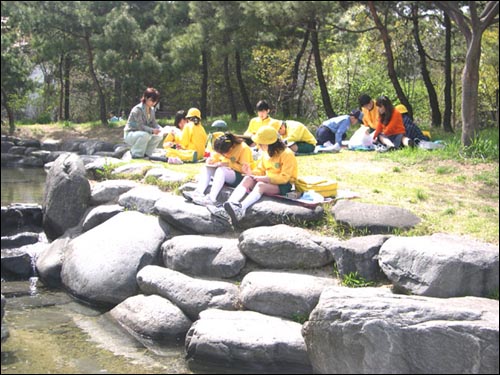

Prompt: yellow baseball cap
[
  {"left": 252, "top": 126, "right": 279, "bottom": 145},
  {"left": 395, "top": 104, "right": 408, "bottom": 114}
]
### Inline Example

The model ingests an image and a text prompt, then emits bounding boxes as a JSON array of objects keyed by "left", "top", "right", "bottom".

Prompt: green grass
[{"left": 7, "top": 121, "right": 499, "bottom": 245}]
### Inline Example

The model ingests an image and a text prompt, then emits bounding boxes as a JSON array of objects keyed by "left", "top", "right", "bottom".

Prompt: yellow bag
[
  {"left": 164, "top": 148, "right": 198, "bottom": 163},
  {"left": 295, "top": 176, "right": 338, "bottom": 198}
]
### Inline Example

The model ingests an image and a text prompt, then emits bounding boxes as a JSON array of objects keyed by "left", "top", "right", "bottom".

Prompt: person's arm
[
  {"left": 268, "top": 150, "right": 297, "bottom": 185},
  {"left": 335, "top": 118, "right": 350, "bottom": 147},
  {"left": 179, "top": 123, "right": 192, "bottom": 150},
  {"left": 244, "top": 118, "right": 258, "bottom": 137}
]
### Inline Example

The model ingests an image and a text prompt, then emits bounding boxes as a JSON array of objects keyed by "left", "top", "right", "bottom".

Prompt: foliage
[
  {"left": 339, "top": 271, "right": 375, "bottom": 288},
  {"left": 3, "top": 0, "right": 498, "bottom": 147}
]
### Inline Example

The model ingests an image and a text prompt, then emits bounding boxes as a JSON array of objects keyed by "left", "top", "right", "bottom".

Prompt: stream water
[{"left": 1, "top": 167, "right": 192, "bottom": 374}]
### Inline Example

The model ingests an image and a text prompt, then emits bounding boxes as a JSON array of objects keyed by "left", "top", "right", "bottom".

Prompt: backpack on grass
[{"left": 295, "top": 176, "right": 338, "bottom": 198}]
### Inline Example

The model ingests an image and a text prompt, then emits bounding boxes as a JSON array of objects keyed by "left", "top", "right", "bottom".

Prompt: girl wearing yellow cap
[
  {"left": 209, "top": 125, "right": 298, "bottom": 225},
  {"left": 178, "top": 107, "right": 207, "bottom": 160}
]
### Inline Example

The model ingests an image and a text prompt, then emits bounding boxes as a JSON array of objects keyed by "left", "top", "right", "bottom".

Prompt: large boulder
[
  {"left": 43, "top": 153, "right": 90, "bottom": 241},
  {"left": 240, "top": 271, "right": 337, "bottom": 319},
  {"left": 162, "top": 235, "right": 245, "bottom": 278},
  {"left": 238, "top": 224, "right": 333, "bottom": 268},
  {"left": 379, "top": 233, "right": 499, "bottom": 297},
  {"left": 303, "top": 287, "right": 499, "bottom": 374},
  {"left": 332, "top": 200, "right": 420, "bottom": 234},
  {"left": 136, "top": 266, "right": 239, "bottom": 321},
  {"left": 109, "top": 294, "right": 192, "bottom": 342},
  {"left": 61, "top": 211, "right": 169, "bottom": 306},
  {"left": 185, "top": 309, "right": 312, "bottom": 374}
]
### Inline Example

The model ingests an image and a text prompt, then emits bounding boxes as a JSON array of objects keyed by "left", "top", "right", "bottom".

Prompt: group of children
[{"left": 123, "top": 88, "right": 430, "bottom": 226}]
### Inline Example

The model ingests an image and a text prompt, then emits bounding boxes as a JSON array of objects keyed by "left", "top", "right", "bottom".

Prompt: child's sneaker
[
  {"left": 182, "top": 190, "right": 203, "bottom": 202},
  {"left": 207, "top": 205, "right": 231, "bottom": 222},
  {"left": 223, "top": 202, "right": 245, "bottom": 225},
  {"left": 192, "top": 194, "right": 216, "bottom": 207}
]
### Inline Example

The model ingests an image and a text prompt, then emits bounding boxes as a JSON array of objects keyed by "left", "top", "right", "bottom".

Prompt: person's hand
[
  {"left": 253, "top": 175, "right": 269, "bottom": 183},
  {"left": 242, "top": 163, "right": 251, "bottom": 175},
  {"left": 153, "top": 128, "right": 161, "bottom": 135}
]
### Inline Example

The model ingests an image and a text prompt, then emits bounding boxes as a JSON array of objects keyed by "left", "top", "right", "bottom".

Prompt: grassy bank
[{"left": 4, "top": 121, "right": 499, "bottom": 245}]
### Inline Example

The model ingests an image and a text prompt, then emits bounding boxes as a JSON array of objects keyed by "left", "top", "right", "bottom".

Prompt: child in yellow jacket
[
  {"left": 184, "top": 133, "right": 253, "bottom": 206},
  {"left": 209, "top": 126, "right": 298, "bottom": 225}
]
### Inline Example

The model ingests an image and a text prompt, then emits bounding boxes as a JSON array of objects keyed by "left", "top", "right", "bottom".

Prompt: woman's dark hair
[
  {"left": 174, "top": 110, "right": 187, "bottom": 128},
  {"left": 214, "top": 132, "right": 243, "bottom": 154},
  {"left": 141, "top": 87, "right": 160, "bottom": 104},
  {"left": 358, "top": 94, "right": 372, "bottom": 107},
  {"left": 376, "top": 95, "right": 394, "bottom": 125},
  {"left": 267, "top": 138, "right": 286, "bottom": 157},
  {"left": 256, "top": 100, "right": 270, "bottom": 112}
]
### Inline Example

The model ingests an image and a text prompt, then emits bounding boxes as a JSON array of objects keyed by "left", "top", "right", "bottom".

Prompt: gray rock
[
  {"left": 36, "top": 227, "right": 82, "bottom": 287},
  {"left": 331, "top": 234, "right": 390, "bottom": 282},
  {"left": 118, "top": 185, "right": 167, "bottom": 214},
  {"left": 81, "top": 204, "right": 124, "bottom": 232},
  {"left": 109, "top": 294, "right": 192, "bottom": 342},
  {"left": 332, "top": 200, "right": 421, "bottom": 234},
  {"left": 162, "top": 235, "right": 245, "bottom": 278},
  {"left": 303, "top": 287, "right": 499, "bottom": 374},
  {"left": 240, "top": 271, "right": 337, "bottom": 319},
  {"left": 185, "top": 309, "right": 312, "bottom": 374},
  {"left": 238, "top": 224, "right": 333, "bottom": 268},
  {"left": 136, "top": 266, "right": 239, "bottom": 320},
  {"left": 90, "top": 179, "right": 139, "bottom": 205},
  {"left": 379, "top": 233, "right": 499, "bottom": 297},
  {"left": 155, "top": 195, "right": 232, "bottom": 235},
  {"left": 61, "top": 211, "right": 168, "bottom": 306},
  {"left": 43, "top": 153, "right": 90, "bottom": 241}
]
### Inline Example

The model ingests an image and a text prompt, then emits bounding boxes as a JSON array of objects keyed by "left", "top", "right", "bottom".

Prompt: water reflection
[{"left": 1, "top": 168, "right": 47, "bottom": 206}]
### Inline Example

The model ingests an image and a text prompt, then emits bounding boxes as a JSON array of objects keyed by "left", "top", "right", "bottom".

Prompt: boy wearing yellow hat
[
  {"left": 178, "top": 107, "right": 207, "bottom": 160},
  {"left": 395, "top": 104, "right": 430, "bottom": 143},
  {"left": 209, "top": 126, "right": 298, "bottom": 225}
]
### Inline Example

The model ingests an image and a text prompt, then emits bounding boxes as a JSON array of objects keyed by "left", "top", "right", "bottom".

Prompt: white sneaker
[
  {"left": 224, "top": 202, "right": 245, "bottom": 225},
  {"left": 323, "top": 141, "right": 334, "bottom": 148},
  {"left": 332, "top": 143, "right": 341, "bottom": 152},
  {"left": 192, "top": 194, "right": 216, "bottom": 207},
  {"left": 207, "top": 205, "right": 231, "bottom": 222},
  {"left": 182, "top": 190, "right": 204, "bottom": 201}
]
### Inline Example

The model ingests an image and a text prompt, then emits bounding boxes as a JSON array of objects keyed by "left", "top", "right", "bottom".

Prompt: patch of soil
[{"left": 3, "top": 124, "right": 125, "bottom": 144}]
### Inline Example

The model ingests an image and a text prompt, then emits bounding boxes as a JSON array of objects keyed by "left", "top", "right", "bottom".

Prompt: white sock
[
  {"left": 228, "top": 184, "right": 248, "bottom": 203},
  {"left": 209, "top": 167, "right": 235, "bottom": 201},
  {"left": 196, "top": 166, "right": 214, "bottom": 194},
  {"left": 240, "top": 189, "right": 262, "bottom": 212}
]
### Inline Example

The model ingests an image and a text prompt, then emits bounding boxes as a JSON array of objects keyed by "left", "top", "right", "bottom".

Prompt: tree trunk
[
  {"left": 83, "top": 33, "right": 107, "bottom": 126},
  {"left": 283, "top": 28, "right": 310, "bottom": 118},
  {"left": 310, "top": 19, "right": 335, "bottom": 118},
  {"left": 58, "top": 54, "right": 64, "bottom": 121},
  {"left": 63, "top": 54, "right": 71, "bottom": 121},
  {"left": 297, "top": 47, "right": 313, "bottom": 117},
  {"left": 461, "top": 36, "right": 482, "bottom": 146},
  {"left": 1, "top": 87, "right": 15, "bottom": 134},
  {"left": 201, "top": 50, "right": 208, "bottom": 118},
  {"left": 367, "top": 2, "right": 410, "bottom": 113},
  {"left": 442, "top": 13, "right": 453, "bottom": 132},
  {"left": 412, "top": 4, "right": 441, "bottom": 127},
  {"left": 235, "top": 50, "right": 253, "bottom": 116},
  {"left": 224, "top": 55, "right": 237, "bottom": 121}
]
